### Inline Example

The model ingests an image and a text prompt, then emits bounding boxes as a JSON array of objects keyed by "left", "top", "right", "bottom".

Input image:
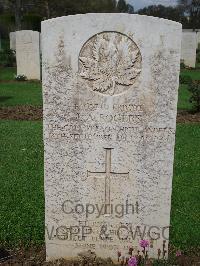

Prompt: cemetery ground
[{"left": 0, "top": 67, "right": 200, "bottom": 265}]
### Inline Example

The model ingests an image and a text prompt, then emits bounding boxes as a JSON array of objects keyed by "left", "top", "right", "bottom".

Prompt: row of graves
[
  {"left": 9, "top": 27, "right": 200, "bottom": 81},
  {"left": 3, "top": 14, "right": 199, "bottom": 264}
]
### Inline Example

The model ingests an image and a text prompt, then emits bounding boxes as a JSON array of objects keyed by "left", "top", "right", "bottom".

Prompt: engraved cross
[{"left": 87, "top": 148, "right": 129, "bottom": 215}]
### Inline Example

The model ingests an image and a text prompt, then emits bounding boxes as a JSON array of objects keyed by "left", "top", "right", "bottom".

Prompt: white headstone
[
  {"left": 182, "top": 29, "right": 200, "bottom": 32},
  {"left": 9, "top": 32, "right": 16, "bottom": 50},
  {"left": 181, "top": 32, "right": 197, "bottom": 68},
  {"left": 182, "top": 29, "right": 194, "bottom": 32},
  {"left": 42, "top": 14, "right": 182, "bottom": 262},
  {"left": 182, "top": 29, "right": 200, "bottom": 47},
  {"left": 16, "top": 30, "right": 40, "bottom": 80}
]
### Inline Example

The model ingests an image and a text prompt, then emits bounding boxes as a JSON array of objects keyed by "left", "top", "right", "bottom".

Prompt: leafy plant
[
  {"left": 15, "top": 74, "right": 27, "bottom": 81},
  {"left": 180, "top": 60, "right": 186, "bottom": 69},
  {"left": 179, "top": 74, "right": 192, "bottom": 85},
  {"left": 188, "top": 80, "right": 200, "bottom": 112}
]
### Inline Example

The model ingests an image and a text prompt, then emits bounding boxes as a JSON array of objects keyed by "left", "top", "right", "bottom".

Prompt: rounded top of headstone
[{"left": 41, "top": 13, "right": 182, "bottom": 29}]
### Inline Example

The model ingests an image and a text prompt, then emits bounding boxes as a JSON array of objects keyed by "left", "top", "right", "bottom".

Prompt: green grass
[
  {"left": 0, "top": 121, "right": 44, "bottom": 247},
  {"left": 178, "top": 69, "right": 200, "bottom": 111},
  {"left": 0, "top": 121, "right": 199, "bottom": 251},
  {"left": 171, "top": 124, "right": 200, "bottom": 250},
  {"left": 196, "top": 62, "right": 200, "bottom": 69},
  {"left": 0, "top": 39, "right": 10, "bottom": 50},
  {"left": 177, "top": 84, "right": 193, "bottom": 110},
  {"left": 0, "top": 67, "right": 199, "bottom": 111},
  {"left": 0, "top": 82, "right": 42, "bottom": 106},
  {"left": 0, "top": 68, "right": 42, "bottom": 106},
  {"left": 0, "top": 67, "right": 16, "bottom": 81},
  {"left": 180, "top": 69, "right": 200, "bottom": 80}
]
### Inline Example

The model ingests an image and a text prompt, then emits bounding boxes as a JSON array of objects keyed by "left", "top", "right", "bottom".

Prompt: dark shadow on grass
[
  {"left": 0, "top": 96, "right": 13, "bottom": 102},
  {"left": 0, "top": 247, "right": 10, "bottom": 261}
]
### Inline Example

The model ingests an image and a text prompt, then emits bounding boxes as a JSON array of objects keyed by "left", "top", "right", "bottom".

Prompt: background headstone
[
  {"left": 42, "top": 14, "right": 182, "bottom": 262},
  {"left": 182, "top": 29, "right": 200, "bottom": 47},
  {"left": 39, "top": 32, "right": 42, "bottom": 54},
  {"left": 182, "top": 29, "right": 196, "bottom": 32},
  {"left": 16, "top": 30, "right": 40, "bottom": 80},
  {"left": 181, "top": 32, "right": 197, "bottom": 68},
  {"left": 9, "top": 32, "right": 16, "bottom": 50}
]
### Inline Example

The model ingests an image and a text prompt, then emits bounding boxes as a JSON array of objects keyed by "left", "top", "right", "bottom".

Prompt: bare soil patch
[
  {"left": 0, "top": 247, "right": 199, "bottom": 265},
  {"left": 0, "top": 106, "right": 42, "bottom": 121},
  {"left": 177, "top": 110, "right": 200, "bottom": 123},
  {"left": 0, "top": 80, "right": 41, "bottom": 84}
]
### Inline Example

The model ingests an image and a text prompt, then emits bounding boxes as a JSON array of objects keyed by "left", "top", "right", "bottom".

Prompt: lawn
[
  {"left": 171, "top": 124, "right": 200, "bottom": 250},
  {"left": 180, "top": 69, "right": 200, "bottom": 81},
  {"left": 0, "top": 121, "right": 44, "bottom": 247},
  {"left": 0, "top": 121, "right": 199, "bottom": 251},
  {"left": 177, "top": 84, "right": 193, "bottom": 110},
  {"left": 0, "top": 66, "right": 199, "bottom": 253},
  {"left": 0, "top": 67, "right": 199, "bottom": 111},
  {"left": 178, "top": 69, "right": 200, "bottom": 111},
  {"left": 0, "top": 67, "right": 42, "bottom": 107},
  {"left": 0, "top": 82, "right": 42, "bottom": 106},
  {"left": 0, "top": 67, "right": 16, "bottom": 81}
]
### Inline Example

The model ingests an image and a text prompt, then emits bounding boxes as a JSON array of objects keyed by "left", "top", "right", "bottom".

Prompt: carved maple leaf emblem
[{"left": 79, "top": 32, "right": 142, "bottom": 95}]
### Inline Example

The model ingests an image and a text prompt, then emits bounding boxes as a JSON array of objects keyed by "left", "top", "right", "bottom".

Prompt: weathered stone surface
[
  {"left": 182, "top": 29, "right": 200, "bottom": 46},
  {"left": 181, "top": 32, "right": 197, "bottom": 68},
  {"left": 16, "top": 30, "right": 40, "bottom": 80},
  {"left": 9, "top": 32, "right": 16, "bottom": 50},
  {"left": 182, "top": 29, "right": 200, "bottom": 32},
  {"left": 42, "top": 14, "right": 182, "bottom": 262}
]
